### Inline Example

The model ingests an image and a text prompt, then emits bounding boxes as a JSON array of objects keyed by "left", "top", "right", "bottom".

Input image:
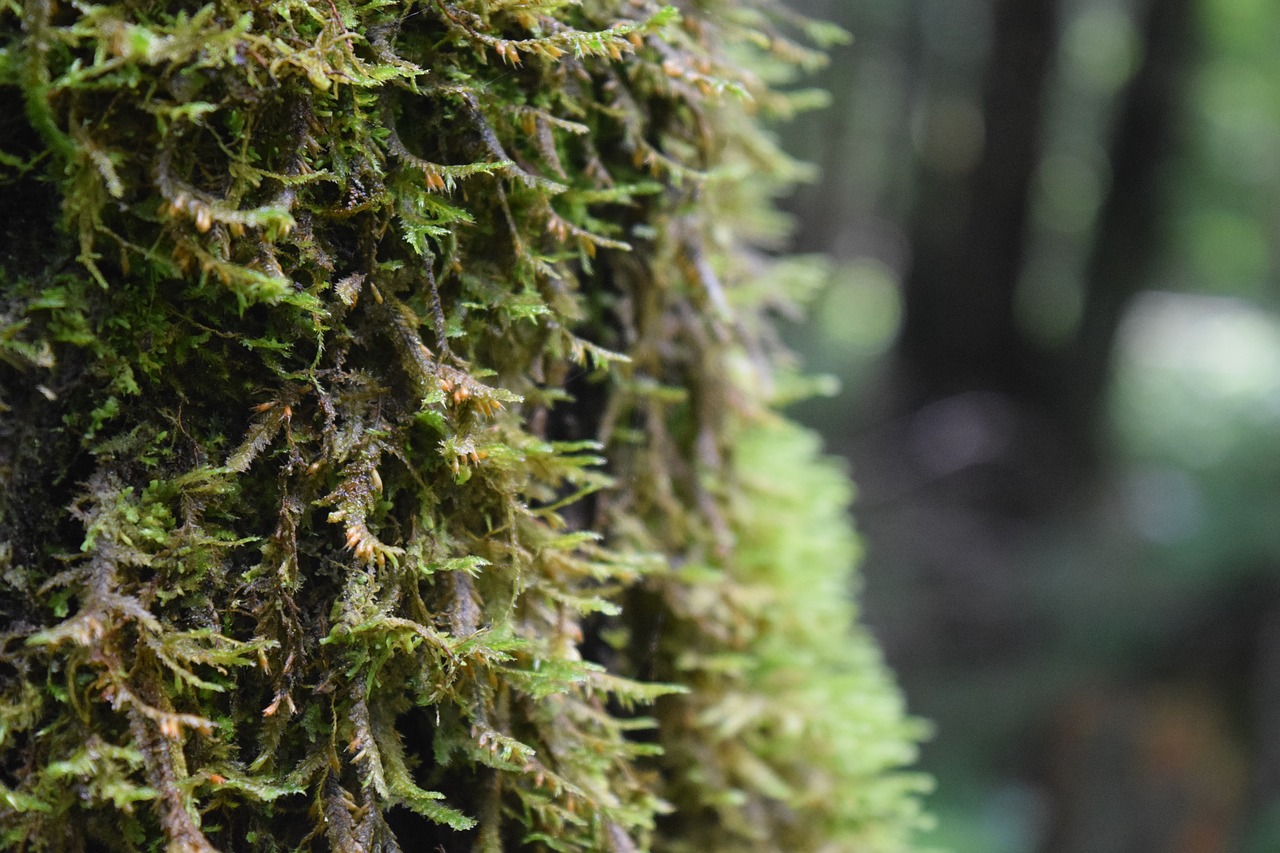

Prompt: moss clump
[{"left": 0, "top": 0, "right": 928, "bottom": 849}]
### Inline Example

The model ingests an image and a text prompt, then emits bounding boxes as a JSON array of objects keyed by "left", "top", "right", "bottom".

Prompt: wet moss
[{"left": 0, "top": 0, "right": 928, "bottom": 849}]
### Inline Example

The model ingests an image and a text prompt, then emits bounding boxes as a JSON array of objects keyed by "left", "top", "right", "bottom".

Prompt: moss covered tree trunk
[{"left": 0, "top": 0, "right": 926, "bottom": 849}]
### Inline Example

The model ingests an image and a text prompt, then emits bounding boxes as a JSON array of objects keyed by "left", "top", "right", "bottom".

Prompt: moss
[{"left": 0, "top": 0, "right": 928, "bottom": 849}]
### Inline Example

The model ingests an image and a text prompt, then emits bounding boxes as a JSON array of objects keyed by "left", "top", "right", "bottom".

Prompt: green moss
[{"left": 0, "top": 0, "right": 928, "bottom": 848}]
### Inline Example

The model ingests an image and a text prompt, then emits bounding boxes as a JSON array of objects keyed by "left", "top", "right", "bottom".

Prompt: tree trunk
[{"left": 0, "top": 0, "right": 926, "bottom": 850}]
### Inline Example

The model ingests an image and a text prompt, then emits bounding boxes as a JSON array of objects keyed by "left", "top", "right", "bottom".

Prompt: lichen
[{"left": 0, "top": 0, "right": 928, "bottom": 849}]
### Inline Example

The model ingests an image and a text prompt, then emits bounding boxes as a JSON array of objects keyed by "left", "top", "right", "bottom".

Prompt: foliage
[{"left": 0, "top": 0, "right": 927, "bottom": 848}]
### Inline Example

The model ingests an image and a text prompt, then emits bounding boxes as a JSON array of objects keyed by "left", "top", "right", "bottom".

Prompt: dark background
[{"left": 775, "top": 0, "right": 1280, "bottom": 849}]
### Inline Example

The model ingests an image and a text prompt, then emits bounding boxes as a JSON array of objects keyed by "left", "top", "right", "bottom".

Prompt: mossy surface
[{"left": 0, "top": 0, "right": 928, "bottom": 849}]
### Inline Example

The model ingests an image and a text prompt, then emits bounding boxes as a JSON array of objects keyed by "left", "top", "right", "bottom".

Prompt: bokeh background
[{"left": 773, "top": 0, "right": 1280, "bottom": 850}]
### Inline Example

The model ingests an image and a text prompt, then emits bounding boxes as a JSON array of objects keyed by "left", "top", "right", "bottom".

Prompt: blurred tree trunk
[
  {"left": 896, "top": 0, "right": 1194, "bottom": 489},
  {"left": 898, "top": 0, "right": 1059, "bottom": 413},
  {"left": 1066, "top": 0, "right": 1196, "bottom": 436}
]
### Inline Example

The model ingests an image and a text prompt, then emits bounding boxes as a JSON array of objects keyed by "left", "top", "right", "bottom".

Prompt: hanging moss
[{"left": 0, "top": 0, "right": 929, "bottom": 849}]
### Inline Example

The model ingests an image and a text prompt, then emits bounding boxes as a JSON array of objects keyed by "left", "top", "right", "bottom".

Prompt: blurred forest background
[{"left": 775, "top": 0, "right": 1280, "bottom": 850}]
